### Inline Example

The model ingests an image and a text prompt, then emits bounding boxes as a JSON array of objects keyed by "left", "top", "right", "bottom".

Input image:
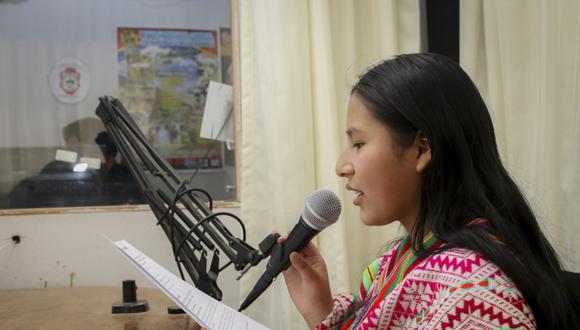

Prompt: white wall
[{"left": 0, "top": 207, "right": 243, "bottom": 309}]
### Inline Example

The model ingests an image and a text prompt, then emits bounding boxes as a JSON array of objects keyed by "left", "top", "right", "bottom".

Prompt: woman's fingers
[
  {"left": 277, "top": 233, "right": 288, "bottom": 244},
  {"left": 300, "top": 241, "right": 318, "bottom": 255},
  {"left": 290, "top": 251, "right": 319, "bottom": 279}
]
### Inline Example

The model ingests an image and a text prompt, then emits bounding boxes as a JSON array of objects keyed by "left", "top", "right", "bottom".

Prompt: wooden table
[{"left": 0, "top": 287, "right": 201, "bottom": 329}]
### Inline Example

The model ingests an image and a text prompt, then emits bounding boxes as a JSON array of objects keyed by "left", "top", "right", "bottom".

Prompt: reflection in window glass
[{"left": 0, "top": 0, "right": 235, "bottom": 209}]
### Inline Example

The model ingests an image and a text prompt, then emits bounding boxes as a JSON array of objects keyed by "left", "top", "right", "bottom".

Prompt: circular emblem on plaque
[{"left": 49, "top": 58, "right": 91, "bottom": 104}]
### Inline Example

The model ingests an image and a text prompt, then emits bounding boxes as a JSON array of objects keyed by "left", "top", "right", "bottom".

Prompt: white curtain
[
  {"left": 239, "top": 1, "right": 420, "bottom": 328},
  {"left": 460, "top": 0, "right": 580, "bottom": 272}
]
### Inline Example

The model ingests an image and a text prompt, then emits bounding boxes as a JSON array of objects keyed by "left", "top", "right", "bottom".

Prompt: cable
[
  {"left": 188, "top": 139, "right": 220, "bottom": 183},
  {"left": 1, "top": 235, "right": 21, "bottom": 253},
  {"left": 166, "top": 181, "right": 244, "bottom": 280},
  {"left": 188, "top": 98, "right": 234, "bottom": 183},
  {"left": 174, "top": 186, "right": 246, "bottom": 241},
  {"left": 174, "top": 211, "right": 245, "bottom": 257},
  {"left": 156, "top": 181, "right": 210, "bottom": 281},
  {"left": 157, "top": 180, "right": 189, "bottom": 226},
  {"left": 169, "top": 180, "right": 188, "bottom": 252},
  {"left": 170, "top": 187, "right": 214, "bottom": 211},
  {"left": 0, "top": 242, "right": 11, "bottom": 253},
  {"left": 173, "top": 211, "right": 245, "bottom": 276},
  {"left": 169, "top": 180, "right": 189, "bottom": 280},
  {"left": 180, "top": 188, "right": 213, "bottom": 210},
  {"left": 174, "top": 212, "right": 221, "bottom": 256}
]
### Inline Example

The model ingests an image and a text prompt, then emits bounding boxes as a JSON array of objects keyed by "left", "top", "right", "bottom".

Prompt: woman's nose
[{"left": 335, "top": 151, "right": 353, "bottom": 177}]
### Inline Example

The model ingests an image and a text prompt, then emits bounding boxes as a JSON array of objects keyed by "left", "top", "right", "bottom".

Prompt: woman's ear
[{"left": 415, "top": 131, "right": 431, "bottom": 173}]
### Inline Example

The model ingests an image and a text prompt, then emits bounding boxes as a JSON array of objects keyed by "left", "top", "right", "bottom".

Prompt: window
[{"left": 0, "top": 0, "right": 238, "bottom": 210}]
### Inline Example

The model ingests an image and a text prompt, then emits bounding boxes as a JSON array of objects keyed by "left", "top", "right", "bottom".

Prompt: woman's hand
[{"left": 278, "top": 235, "right": 334, "bottom": 329}]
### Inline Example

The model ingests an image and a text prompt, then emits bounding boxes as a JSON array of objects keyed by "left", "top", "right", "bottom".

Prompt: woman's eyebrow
[{"left": 346, "top": 127, "right": 363, "bottom": 137}]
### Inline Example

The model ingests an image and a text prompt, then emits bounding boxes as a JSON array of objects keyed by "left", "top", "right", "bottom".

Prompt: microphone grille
[{"left": 301, "top": 189, "right": 342, "bottom": 231}]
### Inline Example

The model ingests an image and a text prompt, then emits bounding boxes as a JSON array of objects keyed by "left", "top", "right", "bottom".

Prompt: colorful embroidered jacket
[{"left": 315, "top": 234, "right": 536, "bottom": 330}]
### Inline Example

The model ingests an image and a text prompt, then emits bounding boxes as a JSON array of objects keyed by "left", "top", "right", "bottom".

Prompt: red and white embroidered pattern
[{"left": 316, "top": 244, "right": 535, "bottom": 330}]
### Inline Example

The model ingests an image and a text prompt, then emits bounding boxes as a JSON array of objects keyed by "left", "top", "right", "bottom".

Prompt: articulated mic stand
[{"left": 96, "top": 96, "right": 278, "bottom": 302}]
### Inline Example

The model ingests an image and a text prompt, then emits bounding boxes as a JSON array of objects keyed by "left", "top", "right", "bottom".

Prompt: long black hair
[{"left": 351, "top": 53, "right": 577, "bottom": 329}]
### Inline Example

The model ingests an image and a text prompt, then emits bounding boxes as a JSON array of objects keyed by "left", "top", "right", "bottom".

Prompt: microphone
[{"left": 238, "top": 189, "right": 341, "bottom": 311}]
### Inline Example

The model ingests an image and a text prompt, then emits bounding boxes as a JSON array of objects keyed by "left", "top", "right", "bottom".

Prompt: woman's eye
[{"left": 353, "top": 143, "right": 364, "bottom": 149}]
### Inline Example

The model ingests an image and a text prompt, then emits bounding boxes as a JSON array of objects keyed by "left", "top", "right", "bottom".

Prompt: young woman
[{"left": 280, "top": 53, "right": 577, "bottom": 329}]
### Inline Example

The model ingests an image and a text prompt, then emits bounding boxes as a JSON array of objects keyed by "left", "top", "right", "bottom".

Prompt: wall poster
[{"left": 117, "top": 27, "right": 222, "bottom": 170}]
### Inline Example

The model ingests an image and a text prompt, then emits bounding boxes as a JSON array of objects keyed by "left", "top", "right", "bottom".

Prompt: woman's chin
[
  {"left": 360, "top": 213, "right": 398, "bottom": 226},
  {"left": 360, "top": 214, "right": 381, "bottom": 226}
]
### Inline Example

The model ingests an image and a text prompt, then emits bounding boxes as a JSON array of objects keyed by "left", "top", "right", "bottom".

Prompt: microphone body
[
  {"left": 239, "top": 190, "right": 341, "bottom": 311},
  {"left": 266, "top": 219, "right": 319, "bottom": 275}
]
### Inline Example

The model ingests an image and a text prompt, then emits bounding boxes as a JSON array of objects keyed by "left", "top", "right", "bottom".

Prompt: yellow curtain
[
  {"left": 239, "top": 1, "right": 419, "bottom": 328},
  {"left": 461, "top": 0, "right": 580, "bottom": 272}
]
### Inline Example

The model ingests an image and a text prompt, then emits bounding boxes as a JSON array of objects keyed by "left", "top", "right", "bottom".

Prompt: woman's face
[{"left": 336, "top": 93, "right": 429, "bottom": 230}]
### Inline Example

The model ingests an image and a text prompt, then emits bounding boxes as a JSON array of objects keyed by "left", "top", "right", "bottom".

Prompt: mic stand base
[
  {"left": 111, "top": 300, "right": 149, "bottom": 314},
  {"left": 167, "top": 305, "right": 186, "bottom": 314},
  {"left": 111, "top": 279, "right": 150, "bottom": 314}
]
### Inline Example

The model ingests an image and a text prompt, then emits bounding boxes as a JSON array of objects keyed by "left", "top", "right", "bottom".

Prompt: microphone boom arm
[{"left": 96, "top": 96, "right": 264, "bottom": 300}]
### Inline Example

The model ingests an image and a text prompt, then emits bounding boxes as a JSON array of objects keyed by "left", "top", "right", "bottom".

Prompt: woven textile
[{"left": 316, "top": 236, "right": 536, "bottom": 330}]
